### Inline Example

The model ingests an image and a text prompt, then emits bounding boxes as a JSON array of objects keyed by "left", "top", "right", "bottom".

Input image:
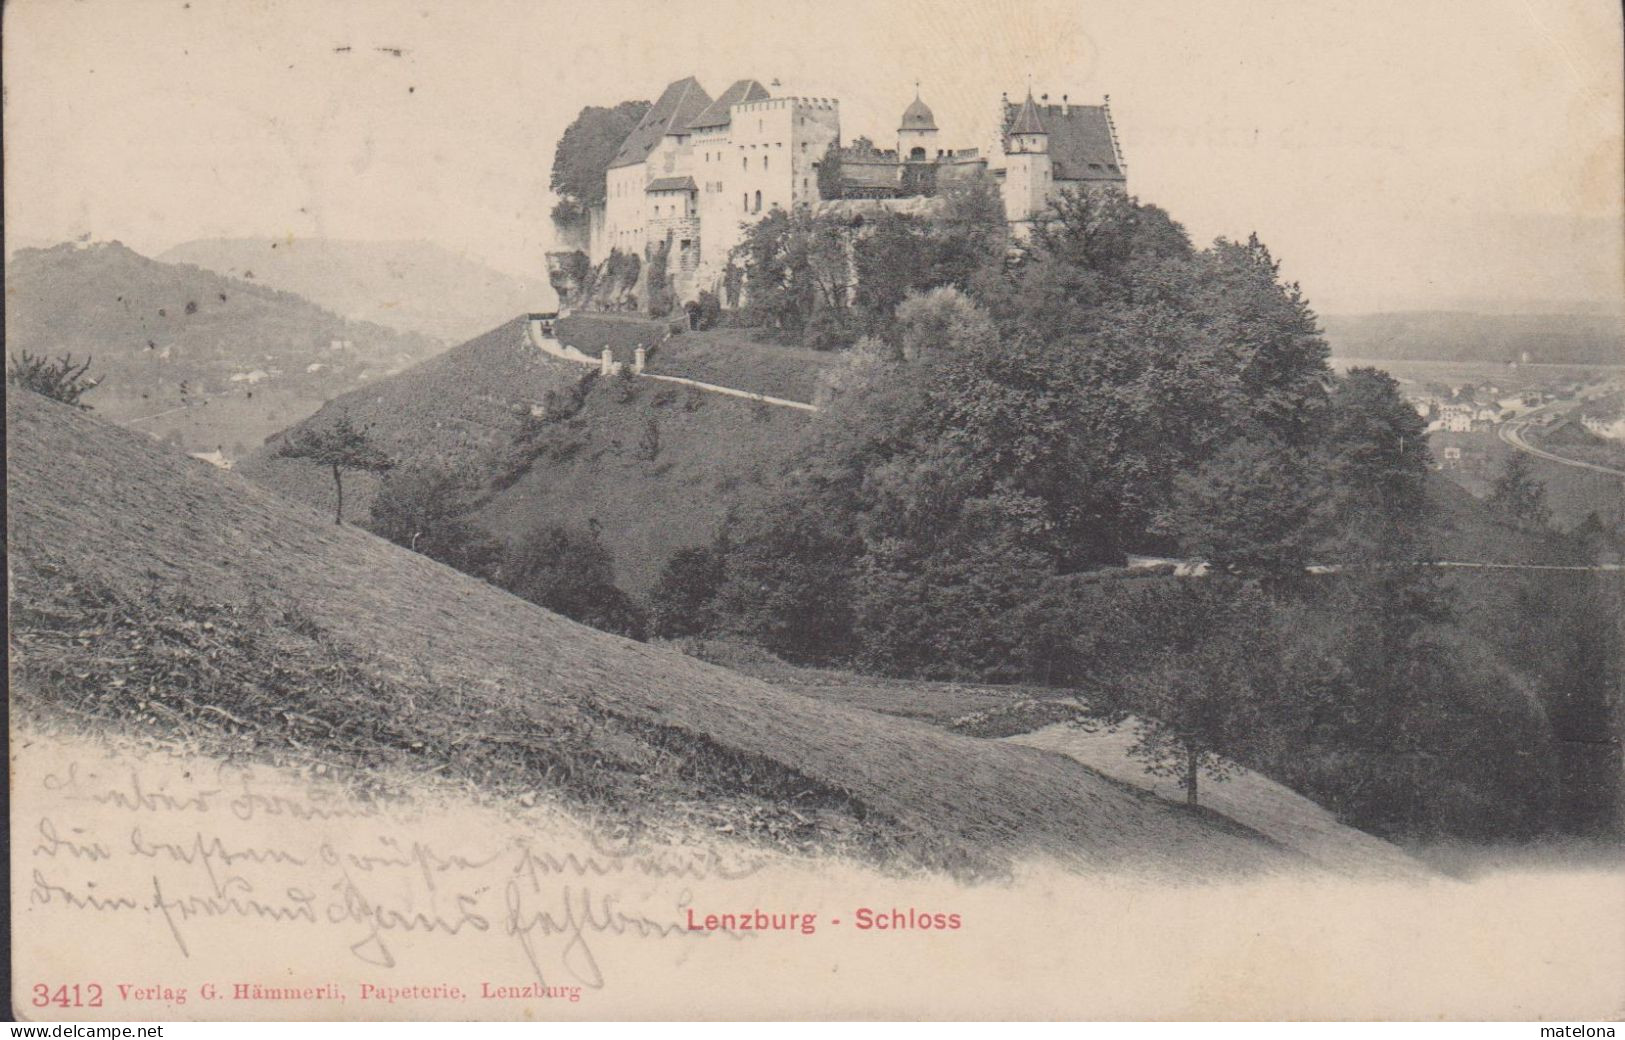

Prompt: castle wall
[
  {"left": 604, "top": 163, "right": 648, "bottom": 259},
  {"left": 693, "top": 124, "right": 738, "bottom": 277},
  {"left": 587, "top": 205, "right": 608, "bottom": 264},
  {"left": 789, "top": 100, "right": 840, "bottom": 209},
  {"left": 692, "top": 97, "right": 839, "bottom": 297}
]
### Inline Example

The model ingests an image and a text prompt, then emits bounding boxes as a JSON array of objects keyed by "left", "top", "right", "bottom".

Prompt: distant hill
[
  {"left": 160, "top": 238, "right": 555, "bottom": 343},
  {"left": 1321, "top": 311, "right": 1625, "bottom": 366},
  {"left": 4, "top": 241, "right": 444, "bottom": 456},
  {"left": 9, "top": 389, "right": 1298, "bottom": 876}
]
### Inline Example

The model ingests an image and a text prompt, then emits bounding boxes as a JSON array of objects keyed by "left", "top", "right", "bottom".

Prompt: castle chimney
[{"left": 1062, "top": 93, "right": 1069, "bottom": 115}]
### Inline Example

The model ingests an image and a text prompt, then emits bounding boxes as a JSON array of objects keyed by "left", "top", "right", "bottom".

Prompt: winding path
[
  {"left": 527, "top": 316, "right": 818, "bottom": 413},
  {"left": 1498, "top": 403, "right": 1625, "bottom": 478}
]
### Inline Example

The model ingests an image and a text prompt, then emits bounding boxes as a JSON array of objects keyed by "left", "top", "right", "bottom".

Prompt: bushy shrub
[
  {"left": 649, "top": 545, "right": 727, "bottom": 638},
  {"left": 496, "top": 524, "right": 647, "bottom": 640},
  {"left": 644, "top": 242, "right": 674, "bottom": 318},
  {"left": 696, "top": 290, "right": 722, "bottom": 330},
  {"left": 8, "top": 350, "right": 100, "bottom": 409},
  {"left": 368, "top": 464, "right": 503, "bottom": 579}
]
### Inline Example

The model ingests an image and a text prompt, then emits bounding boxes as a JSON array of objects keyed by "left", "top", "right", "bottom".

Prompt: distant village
[{"left": 1402, "top": 369, "right": 1624, "bottom": 475}]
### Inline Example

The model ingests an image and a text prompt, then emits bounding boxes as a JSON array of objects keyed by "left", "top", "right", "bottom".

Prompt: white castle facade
[{"left": 584, "top": 77, "right": 1128, "bottom": 299}]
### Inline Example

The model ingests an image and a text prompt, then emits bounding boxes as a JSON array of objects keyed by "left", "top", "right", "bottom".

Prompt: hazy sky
[{"left": 5, "top": 0, "right": 1621, "bottom": 313}]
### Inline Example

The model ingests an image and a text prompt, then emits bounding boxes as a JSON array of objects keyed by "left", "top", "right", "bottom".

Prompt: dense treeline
[{"left": 642, "top": 186, "right": 1617, "bottom": 843}]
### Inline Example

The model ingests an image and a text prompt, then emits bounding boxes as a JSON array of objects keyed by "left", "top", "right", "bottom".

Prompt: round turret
[
  {"left": 899, "top": 95, "right": 937, "bottom": 132},
  {"left": 897, "top": 84, "right": 940, "bottom": 162}
]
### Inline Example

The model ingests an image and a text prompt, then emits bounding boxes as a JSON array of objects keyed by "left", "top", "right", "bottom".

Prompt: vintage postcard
[{"left": 6, "top": 0, "right": 1623, "bottom": 1024}]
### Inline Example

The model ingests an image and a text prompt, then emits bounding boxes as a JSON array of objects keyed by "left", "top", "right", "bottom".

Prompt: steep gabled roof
[
  {"left": 686, "top": 78, "right": 770, "bottom": 131},
  {"left": 608, "top": 77, "right": 714, "bottom": 169},
  {"left": 1003, "top": 98, "right": 1124, "bottom": 181}
]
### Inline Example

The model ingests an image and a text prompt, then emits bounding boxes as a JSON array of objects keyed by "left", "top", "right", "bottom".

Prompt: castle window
[
  {"left": 763, "top": 155, "right": 769, "bottom": 171},
  {"left": 744, "top": 192, "right": 749, "bottom": 211},
  {"left": 754, "top": 190, "right": 762, "bottom": 213},
  {"left": 742, "top": 156, "right": 748, "bottom": 170}
]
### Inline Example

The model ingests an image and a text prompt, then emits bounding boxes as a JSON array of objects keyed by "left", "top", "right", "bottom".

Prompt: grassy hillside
[
  {"left": 237, "top": 317, "right": 588, "bottom": 520},
  {"left": 1009, "top": 724, "right": 1423, "bottom": 874},
  {"left": 680, "top": 645, "right": 1421, "bottom": 874},
  {"left": 8, "top": 389, "right": 1298, "bottom": 878},
  {"left": 244, "top": 315, "right": 828, "bottom": 592},
  {"left": 1427, "top": 430, "right": 1625, "bottom": 532},
  {"left": 557, "top": 314, "right": 834, "bottom": 402},
  {"left": 1322, "top": 311, "right": 1625, "bottom": 366},
  {"left": 474, "top": 372, "right": 814, "bottom": 593},
  {"left": 161, "top": 238, "right": 554, "bottom": 343},
  {"left": 1422, "top": 472, "right": 1589, "bottom": 563},
  {"left": 4, "top": 241, "right": 442, "bottom": 455},
  {"left": 235, "top": 308, "right": 1569, "bottom": 603}
]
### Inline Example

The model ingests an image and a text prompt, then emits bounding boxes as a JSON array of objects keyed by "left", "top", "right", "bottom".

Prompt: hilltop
[
  {"left": 160, "top": 238, "right": 555, "bottom": 343},
  {"left": 4, "top": 241, "right": 443, "bottom": 456},
  {"left": 7, "top": 389, "right": 1308, "bottom": 877}
]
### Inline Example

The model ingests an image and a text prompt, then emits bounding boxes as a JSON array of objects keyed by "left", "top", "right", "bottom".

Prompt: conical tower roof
[{"left": 1009, "top": 89, "right": 1047, "bottom": 135}]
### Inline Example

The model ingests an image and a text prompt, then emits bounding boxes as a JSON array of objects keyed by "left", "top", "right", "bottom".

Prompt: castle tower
[
  {"left": 897, "top": 82, "right": 938, "bottom": 162},
  {"left": 1003, "top": 88, "right": 1052, "bottom": 228}
]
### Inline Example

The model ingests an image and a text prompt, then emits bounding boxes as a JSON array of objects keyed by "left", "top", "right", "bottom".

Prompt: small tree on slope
[{"left": 275, "top": 415, "right": 394, "bottom": 525}]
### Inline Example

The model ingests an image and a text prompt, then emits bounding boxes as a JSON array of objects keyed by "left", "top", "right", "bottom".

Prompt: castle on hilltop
[{"left": 582, "top": 76, "right": 1127, "bottom": 301}]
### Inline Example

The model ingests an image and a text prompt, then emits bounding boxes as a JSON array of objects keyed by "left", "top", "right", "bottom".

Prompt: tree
[
  {"left": 549, "top": 100, "right": 651, "bottom": 231},
  {"left": 274, "top": 415, "right": 394, "bottom": 525},
  {"left": 694, "top": 290, "right": 722, "bottom": 330},
  {"left": 815, "top": 140, "right": 844, "bottom": 200},
  {"left": 496, "top": 523, "right": 646, "bottom": 639},
  {"left": 649, "top": 545, "right": 727, "bottom": 638},
  {"left": 1487, "top": 453, "right": 1551, "bottom": 531},
  {"left": 8, "top": 350, "right": 100, "bottom": 409},
  {"left": 1157, "top": 437, "right": 1320, "bottom": 580},
  {"left": 368, "top": 464, "right": 502, "bottom": 578},
  {"left": 644, "top": 240, "right": 674, "bottom": 318},
  {"left": 1271, "top": 568, "right": 1555, "bottom": 841},
  {"left": 734, "top": 208, "right": 854, "bottom": 344},
  {"left": 1085, "top": 579, "right": 1281, "bottom": 806},
  {"left": 1317, "top": 367, "right": 1431, "bottom": 560},
  {"left": 1194, "top": 234, "right": 1330, "bottom": 449}
]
